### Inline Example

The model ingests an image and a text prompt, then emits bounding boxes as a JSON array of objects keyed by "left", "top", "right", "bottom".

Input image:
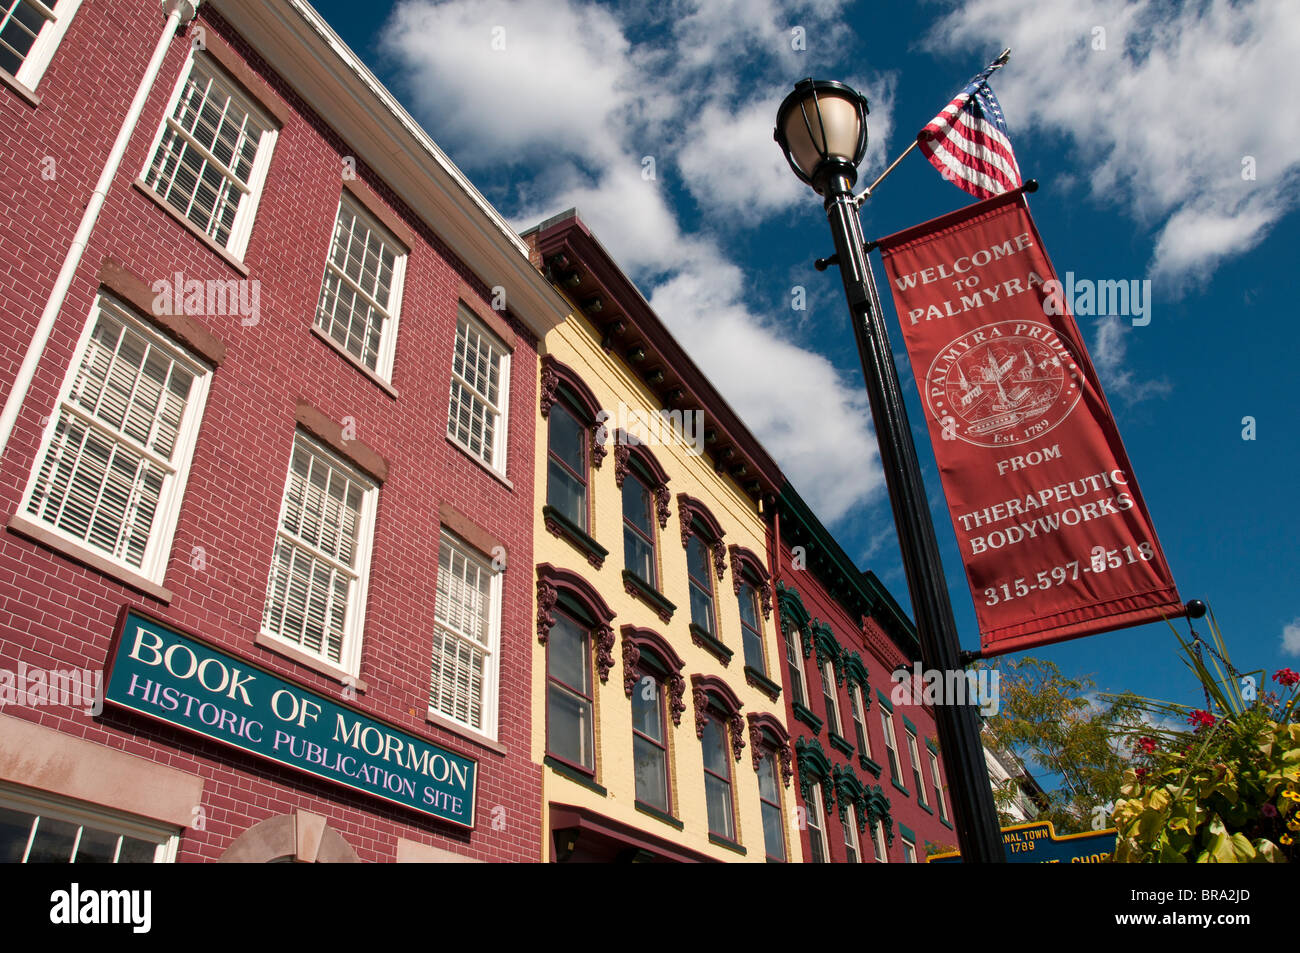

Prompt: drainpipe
[{"left": 0, "top": 0, "right": 203, "bottom": 461}]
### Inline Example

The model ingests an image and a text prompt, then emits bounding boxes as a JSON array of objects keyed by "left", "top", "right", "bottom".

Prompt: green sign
[
  {"left": 105, "top": 609, "right": 477, "bottom": 828},
  {"left": 928, "top": 820, "right": 1115, "bottom": 863}
]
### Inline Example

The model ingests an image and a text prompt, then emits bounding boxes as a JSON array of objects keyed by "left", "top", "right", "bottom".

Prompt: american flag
[{"left": 918, "top": 67, "right": 1022, "bottom": 199}]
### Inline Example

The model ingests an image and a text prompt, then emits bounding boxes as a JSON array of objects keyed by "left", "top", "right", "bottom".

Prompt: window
[
  {"left": 738, "top": 580, "right": 765, "bottom": 674},
  {"left": 18, "top": 296, "right": 210, "bottom": 584},
  {"left": 430, "top": 533, "right": 500, "bottom": 737},
  {"left": 786, "top": 631, "right": 808, "bottom": 707},
  {"left": 930, "top": 748, "right": 949, "bottom": 822},
  {"left": 872, "top": 818, "right": 889, "bottom": 862},
  {"left": 757, "top": 750, "right": 785, "bottom": 862},
  {"left": 821, "top": 660, "right": 842, "bottom": 737},
  {"left": 631, "top": 669, "right": 669, "bottom": 813},
  {"left": 622, "top": 468, "right": 657, "bottom": 587},
  {"left": 701, "top": 711, "right": 734, "bottom": 840},
  {"left": 142, "top": 54, "right": 277, "bottom": 258},
  {"left": 315, "top": 194, "right": 406, "bottom": 378},
  {"left": 0, "top": 783, "right": 176, "bottom": 863},
  {"left": 903, "top": 836, "right": 918, "bottom": 863},
  {"left": 850, "top": 686, "right": 871, "bottom": 759},
  {"left": 546, "top": 611, "right": 594, "bottom": 773},
  {"left": 880, "top": 706, "right": 901, "bottom": 780},
  {"left": 0, "top": 0, "right": 79, "bottom": 90},
  {"left": 843, "top": 803, "right": 861, "bottom": 863},
  {"left": 805, "top": 784, "right": 829, "bottom": 862},
  {"left": 447, "top": 308, "right": 510, "bottom": 472},
  {"left": 261, "top": 435, "right": 377, "bottom": 675},
  {"left": 686, "top": 534, "right": 716, "bottom": 635},
  {"left": 906, "top": 727, "right": 928, "bottom": 806},
  {"left": 546, "top": 400, "right": 588, "bottom": 530}
]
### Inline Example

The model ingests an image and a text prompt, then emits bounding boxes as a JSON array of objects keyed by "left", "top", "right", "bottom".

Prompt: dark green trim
[
  {"left": 842, "top": 651, "right": 870, "bottom": 692},
  {"left": 901, "top": 715, "right": 918, "bottom": 735},
  {"left": 891, "top": 778, "right": 910, "bottom": 798},
  {"left": 859, "top": 755, "right": 883, "bottom": 778},
  {"left": 828, "top": 732, "right": 854, "bottom": 757},
  {"left": 940, "top": 817, "right": 953, "bottom": 831},
  {"left": 775, "top": 581, "right": 811, "bottom": 632},
  {"left": 622, "top": 570, "right": 676, "bottom": 620},
  {"left": 635, "top": 801, "right": 683, "bottom": 830},
  {"left": 898, "top": 823, "right": 917, "bottom": 844},
  {"left": 545, "top": 756, "right": 607, "bottom": 797},
  {"left": 542, "top": 505, "right": 608, "bottom": 565},
  {"left": 690, "top": 623, "right": 733, "bottom": 665},
  {"left": 791, "top": 702, "right": 823, "bottom": 734},
  {"left": 708, "top": 832, "right": 747, "bottom": 856},
  {"left": 918, "top": 801, "right": 934, "bottom": 816},
  {"left": 743, "top": 665, "right": 782, "bottom": 700},
  {"left": 875, "top": 689, "right": 894, "bottom": 712},
  {"left": 809, "top": 621, "right": 843, "bottom": 683},
  {"left": 925, "top": 737, "right": 939, "bottom": 755}
]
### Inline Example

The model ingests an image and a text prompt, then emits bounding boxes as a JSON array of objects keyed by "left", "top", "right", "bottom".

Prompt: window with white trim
[
  {"left": 0, "top": 0, "right": 80, "bottom": 90},
  {"left": 929, "top": 748, "right": 949, "bottom": 822},
  {"left": 805, "top": 783, "right": 829, "bottom": 863},
  {"left": 261, "top": 435, "right": 377, "bottom": 676},
  {"left": 843, "top": 803, "right": 861, "bottom": 863},
  {"left": 142, "top": 53, "right": 277, "bottom": 259},
  {"left": 18, "top": 295, "right": 210, "bottom": 584},
  {"left": 821, "top": 660, "right": 842, "bottom": 737},
  {"left": 902, "top": 836, "right": 918, "bottom": 863},
  {"left": 881, "top": 706, "right": 901, "bottom": 780},
  {"left": 429, "top": 532, "right": 501, "bottom": 738},
  {"left": 872, "top": 818, "right": 889, "bottom": 862},
  {"left": 906, "top": 727, "right": 928, "bottom": 806},
  {"left": 0, "top": 783, "right": 177, "bottom": 863},
  {"left": 447, "top": 307, "right": 509, "bottom": 473},
  {"left": 850, "top": 685, "right": 871, "bottom": 759},
  {"left": 315, "top": 194, "right": 407, "bottom": 377},
  {"left": 786, "top": 630, "right": 808, "bottom": 707}
]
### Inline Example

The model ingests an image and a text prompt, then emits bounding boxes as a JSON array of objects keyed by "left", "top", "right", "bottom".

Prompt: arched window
[
  {"left": 677, "top": 494, "right": 726, "bottom": 641},
  {"left": 540, "top": 357, "right": 608, "bottom": 566},
  {"left": 621, "top": 626, "right": 686, "bottom": 818},
  {"left": 795, "top": 736, "right": 835, "bottom": 863},
  {"left": 537, "top": 565, "right": 616, "bottom": 778},
  {"left": 691, "top": 675, "right": 745, "bottom": 845},
  {"left": 748, "top": 713, "right": 792, "bottom": 863},
  {"left": 729, "top": 545, "right": 773, "bottom": 683},
  {"left": 615, "top": 434, "right": 674, "bottom": 621}
]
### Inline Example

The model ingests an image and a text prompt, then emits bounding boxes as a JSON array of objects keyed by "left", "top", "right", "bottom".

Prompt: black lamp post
[{"left": 775, "top": 78, "right": 1005, "bottom": 862}]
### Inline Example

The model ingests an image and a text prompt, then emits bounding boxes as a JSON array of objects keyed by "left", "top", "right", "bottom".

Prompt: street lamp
[{"left": 775, "top": 78, "right": 1006, "bottom": 862}]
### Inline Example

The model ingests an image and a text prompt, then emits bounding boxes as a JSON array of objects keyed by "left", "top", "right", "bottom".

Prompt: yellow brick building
[{"left": 523, "top": 211, "right": 799, "bottom": 862}]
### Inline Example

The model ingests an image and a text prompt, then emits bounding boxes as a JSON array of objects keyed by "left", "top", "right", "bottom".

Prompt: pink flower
[
  {"left": 1274, "top": 668, "right": 1300, "bottom": 687},
  {"left": 1138, "top": 736, "right": 1157, "bottom": 754},
  {"left": 1188, "top": 709, "right": 1216, "bottom": 729}
]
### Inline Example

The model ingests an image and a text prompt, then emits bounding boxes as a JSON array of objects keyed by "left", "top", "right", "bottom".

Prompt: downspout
[{"left": 0, "top": 0, "right": 203, "bottom": 461}]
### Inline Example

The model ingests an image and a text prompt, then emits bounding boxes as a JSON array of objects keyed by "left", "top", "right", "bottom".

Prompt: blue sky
[{"left": 305, "top": 0, "right": 1300, "bottom": 720}]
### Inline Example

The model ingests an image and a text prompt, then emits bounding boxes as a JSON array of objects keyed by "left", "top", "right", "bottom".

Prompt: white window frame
[
  {"left": 446, "top": 306, "right": 510, "bottom": 476},
  {"left": 850, "top": 685, "right": 871, "bottom": 759},
  {"left": 843, "top": 803, "right": 861, "bottom": 863},
  {"left": 2, "top": 0, "right": 81, "bottom": 90},
  {"left": 260, "top": 433, "right": 378, "bottom": 680},
  {"left": 786, "top": 629, "right": 808, "bottom": 707},
  {"left": 0, "top": 782, "right": 178, "bottom": 863},
  {"left": 881, "top": 706, "right": 901, "bottom": 780},
  {"left": 140, "top": 49, "right": 278, "bottom": 260},
  {"left": 929, "top": 748, "right": 949, "bottom": 822},
  {"left": 873, "top": 817, "right": 889, "bottom": 862},
  {"left": 428, "top": 530, "right": 502, "bottom": 741},
  {"left": 821, "top": 659, "right": 842, "bottom": 737},
  {"left": 906, "top": 727, "right": 928, "bottom": 806},
  {"left": 16, "top": 294, "right": 211, "bottom": 586},
  {"left": 903, "top": 837, "right": 918, "bottom": 863},
  {"left": 806, "top": 783, "right": 829, "bottom": 863},
  {"left": 314, "top": 192, "right": 408, "bottom": 380}
]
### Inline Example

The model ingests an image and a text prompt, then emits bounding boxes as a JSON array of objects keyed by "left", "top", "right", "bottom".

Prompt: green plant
[{"left": 1106, "top": 614, "right": 1299, "bottom": 863}]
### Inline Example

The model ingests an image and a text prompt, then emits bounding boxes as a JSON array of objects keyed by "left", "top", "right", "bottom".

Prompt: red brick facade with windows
[
  {"left": 769, "top": 487, "right": 957, "bottom": 862},
  {"left": 0, "top": 1, "right": 566, "bottom": 862}
]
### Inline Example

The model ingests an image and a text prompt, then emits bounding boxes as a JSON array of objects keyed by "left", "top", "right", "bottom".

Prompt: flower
[
  {"left": 1135, "top": 767, "right": 1147, "bottom": 779},
  {"left": 1187, "top": 709, "right": 1216, "bottom": 729},
  {"left": 1137, "top": 736, "right": 1157, "bottom": 754},
  {"left": 1283, "top": 790, "right": 1300, "bottom": 802},
  {"left": 1282, "top": 834, "right": 1294, "bottom": 846},
  {"left": 1274, "top": 668, "right": 1300, "bottom": 687},
  {"left": 1262, "top": 803, "right": 1279, "bottom": 819}
]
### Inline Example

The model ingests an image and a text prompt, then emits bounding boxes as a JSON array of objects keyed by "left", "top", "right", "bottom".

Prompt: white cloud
[
  {"left": 383, "top": 0, "right": 893, "bottom": 527},
  {"left": 925, "top": 0, "right": 1300, "bottom": 284},
  {"left": 1283, "top": 617, "right": 1300, "bottom": 656},
  {"left": 1090, "top": 315, "right": 1170, "bottom": 404}
]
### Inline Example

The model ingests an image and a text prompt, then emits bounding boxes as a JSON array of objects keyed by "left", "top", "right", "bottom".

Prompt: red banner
[{"left": 876, "top": 188, "right": 1182, "bottom": 655}]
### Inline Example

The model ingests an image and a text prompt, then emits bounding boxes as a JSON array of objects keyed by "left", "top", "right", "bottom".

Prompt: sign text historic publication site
[{"left": 877, "top": 189, "right": 1182, "bottom": 654}]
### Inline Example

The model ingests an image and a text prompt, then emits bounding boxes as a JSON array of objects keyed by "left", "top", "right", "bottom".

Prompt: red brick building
[
  {"left": 769, "top": 485, "right": 957, "bottom": 862},
  {"left": 0, "top": 0, "right": 567, "bottom": 862}
]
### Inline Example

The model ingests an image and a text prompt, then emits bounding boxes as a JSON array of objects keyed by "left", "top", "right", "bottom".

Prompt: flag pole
[{"left": 853, "top": 48, "right": 1011, "bottom": 207}]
